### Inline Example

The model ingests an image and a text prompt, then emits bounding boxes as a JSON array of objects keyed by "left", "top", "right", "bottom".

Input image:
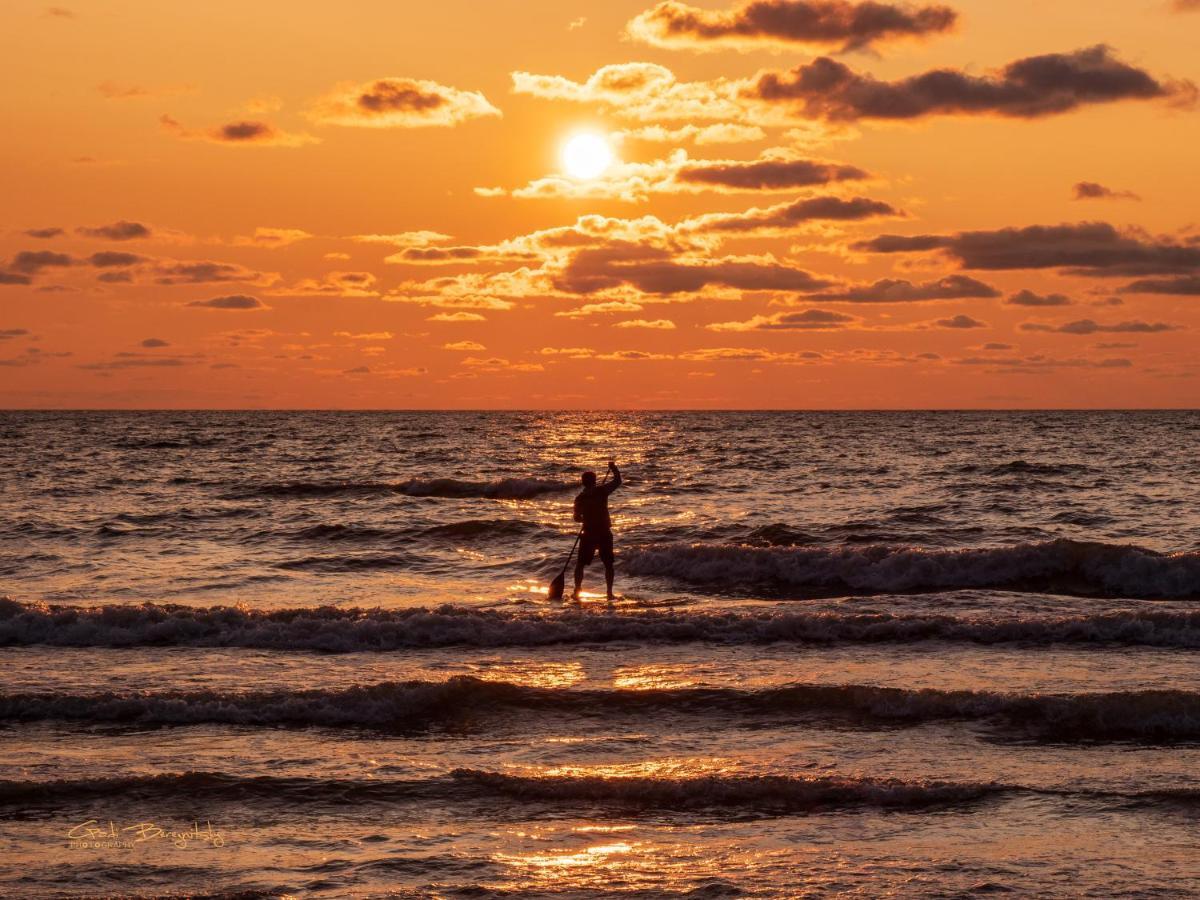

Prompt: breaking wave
[
  {"left": 227, "top": 477, "right": 572, "bottom": 501},
  {"left": 3, "top": 598, "right": 1200, "bottom": 650},
  {"left": 0, "top": 769, "right": 1007, "bottom": 813},
  {"left": 4, "top": 676, "right": 1200, "bottom": 740},
  {"left": 624, "top": 539, "right": 1200, "bottom": 599}
]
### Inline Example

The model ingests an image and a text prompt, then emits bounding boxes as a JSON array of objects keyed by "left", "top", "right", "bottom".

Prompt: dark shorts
[{"left": 579, "top": 530, "right": 614, "bottom": 566}]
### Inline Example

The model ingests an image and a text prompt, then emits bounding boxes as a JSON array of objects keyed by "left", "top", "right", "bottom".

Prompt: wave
[
  {"left": 395, "top": 477, "right": 572, "bottom": 500},
  {"left": 0, "top": 769, "right": 1006, "bottom": 814},
  {"left": 229, "top": 477, "right": 572, "bottom": 501},
  {"left": 4, "top": 676, "right": 1200, "bottom": 741},
  {"left": 623, "top": 539, "right": 1200, "bottom": 599},
  {"left": 4, "top": 598, "right": 1200, "bottom": 651}
]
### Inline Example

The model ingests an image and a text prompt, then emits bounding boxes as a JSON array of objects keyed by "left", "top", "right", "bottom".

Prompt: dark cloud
[
  {"left": 811, "top": 274, "right": 999, "bottom": 302},
  {"left": 1120, "top": 275, "right": 1200, "bottom": 295},
  {"left": 1174, "top": 0, "right": 1200, "bottom": 11},
  {"left": 0, "top": 329, "right": 31, "bottom": 340},
  {"left": 344, "top": 366, "right": 371, "bottom": 374},
  {"left": 78, "top": 357, "right": 191, "bottom": 371},
  {"left": 709, "top": 308, "right": 860, "bottom": 331},
  {"left": 97, "top": 271, "right": 134, "bottom": 283},
  {"left": 676, "top": 157, "right": 867, "bottom": 190},
  {"left": 855, "top": 222, "right": 1200, "bottom": 275},
  {"left": 161, "top": 115, "right": 316, "bottom": 148},
  {"left": 186, "top": 294, "right": 265, "bottom": 310},
  {"left": 7, "top": 251, "right": 73, "bottom": 274},
  {"left": 218, "top": 121, "right": 276, "bottom": 142},
  {"left": 310, "top": 77, "right": 500, "bottom": 128},
  {"left": 553, "top": 243, "right": 833, "bottom": 295},
  {"left": 1073, "top": 181, "right": 1140, "bottom": 201},
  {"left": 981, "top": 342, "right": 1013, "bottom": 350},
  {"left": 77, "top": 221, "right": 152, "bottom": 241},
  {"left": 628, "top": 0, "right": 957, "bottom": 51},
  {"left": 692, "top": 196, "right": 900, "bottom": 232},
  {"left": 1006, "top": 289, "right": 1073, "bottom": 307},
  {"left": 24, "top": 227, "right": 63, "bottom": 239},
  {"left": 154, "top": 261, "right": 268, "bottom": 285},
  {"left": 88, "top": 251, "right": 146, "bottom": 268},
  {"left": 1020, "top": 318, "right": 1179, "bottom": 335},
  {"left": 45, "top": 7, "right": 74, "bottom": 18},
  {"left": 745, "top": 45, "right": 1194, "bottom": 121},
  {"left": 955, "top": 354, "right": 1133, "bottom": 372},
  {"left": 0, "top": 273, "right": 34, "bottom": 286},
  {"left": 934, "top": 314, "right": 987, "bottom": 329},
  {"left": 141, "top": 338, "right": 170, "bottom": 348}
]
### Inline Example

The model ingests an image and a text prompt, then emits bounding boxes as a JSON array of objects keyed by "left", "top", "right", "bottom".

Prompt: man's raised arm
[{"left": 605, "top": 460, "right": 622, "bottom": 494}]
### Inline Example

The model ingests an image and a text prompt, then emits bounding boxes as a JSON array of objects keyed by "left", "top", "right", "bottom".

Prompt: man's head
[{"left": 581, "top": 471, "right": 597, "bottom": 487}]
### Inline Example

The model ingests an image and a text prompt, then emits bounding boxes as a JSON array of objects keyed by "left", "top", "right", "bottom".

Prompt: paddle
[{"left": 547, "top": 465, "right": 610, "bottom": 602}]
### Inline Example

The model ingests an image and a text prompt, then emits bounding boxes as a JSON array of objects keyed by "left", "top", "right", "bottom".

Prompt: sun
[{"left": 562, "top": 132, "right": 614, "bottom": 180}]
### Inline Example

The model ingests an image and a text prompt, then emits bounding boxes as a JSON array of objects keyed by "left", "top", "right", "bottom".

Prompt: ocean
[{"left": 2, "top": 410, "right": 1199, "bottom": 898}]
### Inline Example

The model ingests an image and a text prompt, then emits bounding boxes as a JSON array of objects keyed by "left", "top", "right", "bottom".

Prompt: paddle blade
[{"left": 546, "top": 571, "right": 566, "bottom": 602}]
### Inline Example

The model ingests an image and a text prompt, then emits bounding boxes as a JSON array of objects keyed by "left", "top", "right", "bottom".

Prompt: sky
[{"left": 1, "top": 0, "right": 1198, "bottom": 409}]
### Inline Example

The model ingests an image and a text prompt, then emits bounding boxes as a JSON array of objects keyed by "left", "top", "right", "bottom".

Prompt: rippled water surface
[{"left": 2, "top": 411, "right": 1199, "bottom": 898}]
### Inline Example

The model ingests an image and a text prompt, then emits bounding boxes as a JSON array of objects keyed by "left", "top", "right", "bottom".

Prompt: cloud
[
  {"left": 7, "top": 251, "right": 73, "bottom": 274},
  {"left": 45, "top": 7, "right": 74, "bottom": 18},
  {"left": 428, "top": 312, "right": 486, "bottom": 322},
  {"left": 462, "top": 356, "right": 545, "bottom": 373},
  {"left": 77, "top": 221, "right": 152, "bottom": 240},
  {"left": 1020, "top": 318, "right": 1179, "bottom": 335},
  {"left": 615, "top": 319, "right": 676, "bottom": 329},
  {"left": 1006, "top": 289, "right": 1073, "bottom": 307},
  {"left": 335, "top": 331, "right": 394, "bottom": 341},
  {"left": 77, "top": 356, "right": 196, "bottom": 371},
  {"left": 88, "top": 251, "right": 146, "bottom": 268},
  {"left": 855, "top": 221, "right": 1200, "bottom": 276},
  {"left": 709, "top": 307, "right": 859, "bottom": 331},
  {"left": 954, "top": 354, "right": 1133, "bottom": 373},
  {"left": 1173, "top": 0, "right": 1200, "bottom": 10},
  {"left": 809, "top": 274, "right": 999, "bottom": 302},
  {"left": 186, "top": 294, "right": 266, "bottom": 310},
  {"left": 512, "top": 63, "right": 745, "bottom": 123},
  {"left": 0, "top": 329, "right": 31, "bottom": 340},
  {"left": 933, "top": 314, "right": 987, "bottom": 329},
  {"left": 1073, "top": 181, "right": 1140, "bottom": 201},
  {"left": 350, "top": 231, "right": 453, "bottom": 247},
  {"left": 161, "top": 115, "right": 317, "bottom": 147},
  {"left": 271, "top": 271, "right": 378, "bottom": 297},
  {"left": 1119, "top": 275, "right": 1200, "bottom": 295},
  {"left": 675, "top": 155, "right": 867, "bottom": 190},
  {"left": 152, "top": 260, "right": 275, "bottom": 286},
  {"left": 141, "top": 338, "right": 170, "bottom": 348},
  {"left": 24, "top": 227, "right": 63, "bottom": 239},
  {"left": 554, "top": 243, "right": 833, "bottom": 295},
  {"left": 627, "top": 0, "right": 957, "bottom": 52},
  {"left": 556, "top": 301, "right": 646, "bottom": 319},
  {"left": 309, "top": 77, "right": 500, "bottom": 128},
  {"left": 444, "top": 340, "right": 486, "bottom": 351},
  {"left": 233, "top": 227, "right": 313, "bottom": 247},
  {"left": 0, "top": 273, "right": 33, "bottom": 286},
  {"left": 684, "top": 195, "right": 900, "bottom": 232},
  {"left": 618, "top": 123, "right": 767, "bottom": 144},
  {"left": 745, "top": 45, "right": 1195, "bottom": 121}
]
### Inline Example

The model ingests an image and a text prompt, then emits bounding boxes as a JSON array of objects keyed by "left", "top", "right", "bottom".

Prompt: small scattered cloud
[
  {"left": 1020, "top": 318, "right": 1180, "bottom": 335},
  {"left": 186, "top": 294, "right": 266, "bottom": 310},
  {"left": 1005, "top": 289, "right": 1073, "bottom": 306},
  {"left": 429, "top": 312, "right": 486, "bottom": 322},
  {"left": 161, "top": 115, "right": 318, "bottom": 147},
  {"left": 23, "top": 227, "right": 64, "bottom": 239},
  {"left": 77, "top": 221, "right": 152, "bottom": 241},
  {"left": 568, "top": 16, "right": 587, "bottom": 29},
  {"left": 141, "top": 338, "right": 170, "bottom": 348},
  {"left": 809, "top": 275, "right": 999, "bottom": 302},
  {"left": 444, "top": 340, "right": 486, "bottom": 351},
  {"left": 97, "top": 81, "right": 195, "bottom": 100},
  {"left": 933, "top": 314, "right": 987, "bottom": 329},
  {"left": 44, "top": 7, "right": 74, "bottom": 18},
  {"left": 0, "top": 329, "right": 31, "bottom": 340},
  {"left": 627, "top": 0, "right": 958, "bottom": 52},
  {"left": 615, "top": 319, "right": 676, "bottom": 329},
  {"left": 708, "top": 308, "right": 859, "bottom": 331},
  {"left": 309, "top": 77, "right": 500, "bottom": 128},
  {"left": 233, "top": 227, "right": 313, "bottom": 247},
  {"left": 1073, "top": 181, "right": 1140, "bottom": 201},
  {"left": 1120, "top": 275, "right": 1200, "bottom": 295}
]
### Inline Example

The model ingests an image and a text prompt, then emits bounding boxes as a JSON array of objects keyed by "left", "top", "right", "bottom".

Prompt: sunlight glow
[{"left": 562, "top": 133, "right": 614, "bottom": 179}]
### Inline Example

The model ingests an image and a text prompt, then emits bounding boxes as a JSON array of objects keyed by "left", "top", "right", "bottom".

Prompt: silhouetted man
[{"left": 572, "top": 459, "right": 621, "bottom": 601}]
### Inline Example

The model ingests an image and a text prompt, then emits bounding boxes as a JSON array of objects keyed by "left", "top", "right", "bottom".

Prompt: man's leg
[
  {"left": 603, "top": 561, "right": 614, "bottom": 600},
  {"left": 572, "top": 558, "right": 585, "bottom": 600},
  {"left": 601, "top": 533, "right": 615, "bottom": 601}
]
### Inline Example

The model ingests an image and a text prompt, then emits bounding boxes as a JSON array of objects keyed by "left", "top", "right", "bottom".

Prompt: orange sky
[{"left": 1, "top": 0, "right": 1198, "bottom": 408}]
